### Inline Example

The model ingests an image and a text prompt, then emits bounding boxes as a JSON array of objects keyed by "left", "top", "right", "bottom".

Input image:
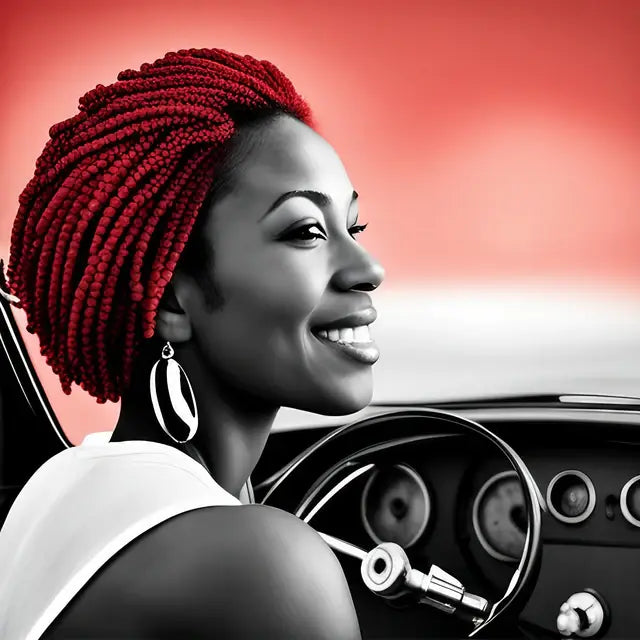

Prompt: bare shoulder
[
  {"left": 48, "top": 505, "right": 361, "bottom": 639},
  {"left": 154, "top": 505, "right": 361, "bottom": 639}
]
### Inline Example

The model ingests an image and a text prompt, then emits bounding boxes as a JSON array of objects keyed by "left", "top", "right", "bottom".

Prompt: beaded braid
[{"left": 6, "top": 48, "right": 313, "bottom": 404}]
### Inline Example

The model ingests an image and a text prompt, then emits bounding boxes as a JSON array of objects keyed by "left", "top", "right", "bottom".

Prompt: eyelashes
[
  {"left": 348, "top": 223, "right": 368, "bottom": 238},
  {"left": 280, "top": 223, "right": 326, "bottom": 243},
  {"left": 280, "top": 222, "right": 368, "bottom": 245}
]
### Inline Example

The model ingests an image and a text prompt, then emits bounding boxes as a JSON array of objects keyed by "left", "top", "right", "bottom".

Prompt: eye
[
  {"left": 348, "top": 222, "right": 368, "bottom": 239},
  {"left": 280, "top": 222, "right": 327, "bottom": 245}
]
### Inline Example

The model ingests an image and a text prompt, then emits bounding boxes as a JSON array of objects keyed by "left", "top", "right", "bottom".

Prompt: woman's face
[{"left": 180, "top": 115, "right": 385, "bottom": 415}]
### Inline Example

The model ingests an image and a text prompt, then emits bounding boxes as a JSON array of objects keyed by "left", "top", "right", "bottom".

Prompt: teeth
[
  {"left": 339, "top": 327, "right": 354, "bottom": 343},
  {"left": 317, "top": 325, "right": 372, "bottom": 343},
  {"left": 353, "top": 325, "right": 371, "bottom": 343}
]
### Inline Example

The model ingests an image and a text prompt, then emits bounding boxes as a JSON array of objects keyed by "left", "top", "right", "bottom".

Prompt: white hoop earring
[{"left": 149, "top": 341, "right": 198, "bottom": 443}]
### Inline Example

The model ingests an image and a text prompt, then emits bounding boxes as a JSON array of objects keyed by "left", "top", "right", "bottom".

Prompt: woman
[{"left": 0, "top": 48, "right": 384, "bottom": 638}]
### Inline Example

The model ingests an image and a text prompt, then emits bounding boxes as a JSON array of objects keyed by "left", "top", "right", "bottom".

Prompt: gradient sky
[{"left": 1, "top": 0, "right": 638, "bottom": 441}]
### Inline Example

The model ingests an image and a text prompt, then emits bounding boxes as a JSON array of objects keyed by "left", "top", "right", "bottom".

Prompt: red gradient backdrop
[{"left": 1, "top": 1, "right": 638, "bottom": 441}]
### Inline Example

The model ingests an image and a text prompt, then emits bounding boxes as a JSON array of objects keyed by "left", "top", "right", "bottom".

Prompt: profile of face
[{"left": 170, "top": 115, "right": 385, "bottom": 415}]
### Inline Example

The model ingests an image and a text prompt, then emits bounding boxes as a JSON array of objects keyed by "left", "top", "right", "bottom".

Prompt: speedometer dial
[
  {"left": 472, "top": 470, "right": 527, "bottom": 562},
  {"left": 361, "top": 464, "right": 431, "bottom": 548}
]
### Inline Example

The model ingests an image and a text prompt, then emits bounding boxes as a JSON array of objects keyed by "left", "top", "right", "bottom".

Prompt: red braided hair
[{"left": 6, "top": 48, "right": 313, "bottom": 404}]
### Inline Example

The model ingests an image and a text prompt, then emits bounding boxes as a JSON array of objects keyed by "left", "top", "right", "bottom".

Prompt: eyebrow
[{"left": 260, "top": 189, "right": 358, "bottom": 220}]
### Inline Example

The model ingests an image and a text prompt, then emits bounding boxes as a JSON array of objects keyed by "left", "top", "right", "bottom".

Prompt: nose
[{"left": 331, "top": 240, "right": 386, "bottom": 293}]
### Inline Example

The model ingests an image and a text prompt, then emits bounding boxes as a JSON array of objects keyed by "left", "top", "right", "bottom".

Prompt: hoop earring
[{"left": 149, "top": 341, "right": 198, "bottom": 443}]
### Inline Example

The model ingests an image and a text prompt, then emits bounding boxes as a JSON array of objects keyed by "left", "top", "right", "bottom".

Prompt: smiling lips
[{"left": 312, "top": 307, "right": 379, "bottom": 365}]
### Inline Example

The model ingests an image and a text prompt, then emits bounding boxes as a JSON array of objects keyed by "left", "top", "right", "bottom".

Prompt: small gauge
[
  {"left": 547, "top": 470, "right": 595, "bottom": 524},
  {"left": 620, "top": 475, "right": 640, "bottom": 528},
  {"left": 361, "top": 464, "right": 430, "bottom": 548},
  {"left": 472, "top": 470, "right": 527, "bottom": 562}
]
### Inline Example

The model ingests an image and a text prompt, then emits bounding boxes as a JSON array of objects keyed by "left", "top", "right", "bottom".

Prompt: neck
[{"left": 111, "top": 339, "right": 278, "bottom": 499}]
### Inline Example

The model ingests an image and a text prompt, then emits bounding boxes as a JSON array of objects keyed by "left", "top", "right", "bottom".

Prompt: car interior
[{"left": 2, "top": 275, "right": 640, "bottom": 640}]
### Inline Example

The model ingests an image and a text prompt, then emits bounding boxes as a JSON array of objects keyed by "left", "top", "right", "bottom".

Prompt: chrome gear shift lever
[{"left": 319, "top": 533, "right": 490, "bottom": 622}]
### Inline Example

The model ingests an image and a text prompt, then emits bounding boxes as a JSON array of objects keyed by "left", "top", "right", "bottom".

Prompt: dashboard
[{"left": 253, "top": 398, "right": 640, "bottom": 639}]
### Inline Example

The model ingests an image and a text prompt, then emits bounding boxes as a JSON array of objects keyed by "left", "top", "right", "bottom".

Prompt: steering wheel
[{"left": 260, "top": 408, "right": 544, "bottom": 637}]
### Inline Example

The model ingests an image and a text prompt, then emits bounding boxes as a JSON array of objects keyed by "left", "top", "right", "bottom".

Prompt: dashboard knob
[{"left": 556, "top": 591, "right": 606, "bottom": 637}]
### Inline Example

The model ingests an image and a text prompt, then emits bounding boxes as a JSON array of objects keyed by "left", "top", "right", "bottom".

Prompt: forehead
[{"left": 227, "top": 116, "right": 354, "bottom": 210}]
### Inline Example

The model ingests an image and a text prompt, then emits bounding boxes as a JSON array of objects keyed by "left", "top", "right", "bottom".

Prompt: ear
[{"left": 154, "top": 277, "right": 193, "bottom": 343}]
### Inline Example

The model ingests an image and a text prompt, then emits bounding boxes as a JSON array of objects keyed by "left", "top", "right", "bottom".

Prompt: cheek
[{"left": 217, "top": 248, "right": 328, "bottom": 328}]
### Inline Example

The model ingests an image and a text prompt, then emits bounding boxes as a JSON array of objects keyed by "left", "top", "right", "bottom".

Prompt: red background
[{"left": 1, "top": 1, "right": 638, "bottom": 441}]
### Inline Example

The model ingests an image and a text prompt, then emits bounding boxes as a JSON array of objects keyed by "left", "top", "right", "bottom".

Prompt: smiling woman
[
  {"left": 113, "top": 114, "right": 384, "bottom": 495},
  {"left": 0, "top": 48, "right": 382, "bottom": 639}
]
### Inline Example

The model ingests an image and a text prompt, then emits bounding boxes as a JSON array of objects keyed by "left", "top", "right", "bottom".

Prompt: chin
[{"left": 300, "top": 382, "right": 373, "bottom": 416}]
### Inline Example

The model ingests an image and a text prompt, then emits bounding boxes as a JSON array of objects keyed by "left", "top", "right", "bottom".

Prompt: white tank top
[{"left": 0, "top": 432, "right": 241, "bottom": 640}]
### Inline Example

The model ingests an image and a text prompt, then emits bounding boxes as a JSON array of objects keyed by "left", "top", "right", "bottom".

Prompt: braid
[{"left": 6, "top": 48, "right": 313, "bottom": 403}]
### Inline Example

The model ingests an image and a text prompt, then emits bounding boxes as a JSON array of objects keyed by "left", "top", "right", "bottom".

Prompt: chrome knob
[
  {"left": 556, "top": 591, "right": 605, "bottom": 637},
  {"left": 360, "top": 542, "right": 411, "bottom": 596},
  {"left": 360, "top": 542, "right": 489, "bottom": 618}
]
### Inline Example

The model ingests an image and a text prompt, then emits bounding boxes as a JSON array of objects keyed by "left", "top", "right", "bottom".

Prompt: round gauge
[
  {"left": 361, "top": 464, "right": 430, "bottom": 548},
  {"left": 472, "top": 470, "right": 527, "bottom": 562},
  {"left": 547, "top": 470, "right": 596, "bottom": 524},
  {"left": 620, "top": 475, "right": 640, "bottom": 528}
]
